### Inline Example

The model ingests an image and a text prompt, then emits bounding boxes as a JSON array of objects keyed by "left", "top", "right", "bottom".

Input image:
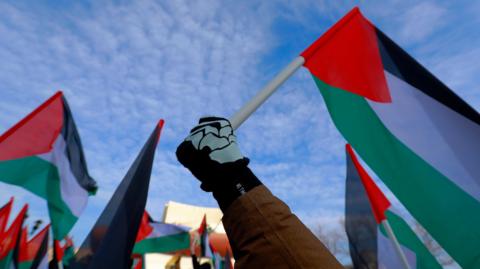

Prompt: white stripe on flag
[
  {"left": 148, "top": 223, "right": 190, "bottom": 239},
  {"left": 367, "top": 71, "right": 480, "bottom": 201},
  {"left": 38, "top": 136, "right": 88, "bottom": 217}
]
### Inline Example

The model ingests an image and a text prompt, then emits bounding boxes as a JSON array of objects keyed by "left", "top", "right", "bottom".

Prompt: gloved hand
[{"left": 176, "top": 117, "right": 261, "bottom": 211}]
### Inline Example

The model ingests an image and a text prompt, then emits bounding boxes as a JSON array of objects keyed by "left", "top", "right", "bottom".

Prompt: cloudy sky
[{"left": 0, "top": 0, "right": 478, "bottom": 265}]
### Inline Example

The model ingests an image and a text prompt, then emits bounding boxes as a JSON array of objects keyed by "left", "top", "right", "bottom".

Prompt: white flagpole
[
  {"left": 381, "top": 219, "right": 411, "bottom": 269},
  {"left": 230, "top": 56, "right": 305, "bottom": 130}
]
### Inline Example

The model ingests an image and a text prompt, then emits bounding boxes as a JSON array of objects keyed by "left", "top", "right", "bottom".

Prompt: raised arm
[{"left": 176, "top": 117, "right": 342, "bottom": 269}]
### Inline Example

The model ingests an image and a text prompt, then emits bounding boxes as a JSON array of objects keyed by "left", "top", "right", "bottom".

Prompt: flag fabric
[
  {"left": 224, "top": 251, "right": 233, "bottom": 269},
  {"left": 131, "top": 256, "right": 144, "bottom": 269},
  {"left": 345, "top": 144, "right": 442, "bottom": 269},
  {"left": 18, "top": 225, "right": 50, "bottom": 269},
  {"left": 0, "top": 205, "right": 28, "bottom": 269},
  {"left": 0, "top": 92, "right": 97, "bottom": 240},
  {"left": 49, "top": 240, "right": 64, "bottom": 269},
  {"left": 50, "top": 237, "right": 75, "bottom": 269},
  {"left": 197, "top": 215, "right": 212, "bottom": 258},
  {"left": 61, "top": 238, "right": 75, "bottom": 267},
  {"left": 303, "top": 7, "right": 480, "bottom": 268},
  {"left": 133, "top": 211, "right": 190, "bottom": 255},
  {"left": 70, "top": 120, "right": 164, "bottom": 269},
  {"left": 0, "top": 198, "right": 13, "bottom": 235},
  {"left": 30, "top": 228, "right": 49, "bottom": 269},
  {"left": 209, "top": 242, "right": 222, "bottom": 269},
  {"left": 212, "top": 252, "right": 222, "bottom": 269}
]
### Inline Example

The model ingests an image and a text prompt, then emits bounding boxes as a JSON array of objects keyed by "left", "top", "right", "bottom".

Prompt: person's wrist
[{"left": 211, "top": 166, "right": 262, "bottom": 212}]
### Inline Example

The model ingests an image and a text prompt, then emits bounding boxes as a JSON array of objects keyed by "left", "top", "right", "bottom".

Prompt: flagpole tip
[
  {"left": 345, "top": 144, "right": 354, "bottom": 155},
  {"left": 157, "top": 119, "right": 165, "bottom": 129},
  {"left": 155, "top": 119, "right": 165, "bottom": 144}
]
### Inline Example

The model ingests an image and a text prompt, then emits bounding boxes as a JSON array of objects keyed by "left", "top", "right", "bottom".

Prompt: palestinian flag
[
  {"left": 133, "top": 211, "right": 190, "bottom": 255},
  {"left": 302, "top": 7, "right": 480, "bottom": 268},
  {"left": 61, "top": 238, "right": 75, "bottom": 267},
  {"left": 30, "top": 229, "right": 49, "bottom": 269},
  {"left": 0, "top": 92, "right": 97, "bottom": 240},
  {"left": 18, "top": 225, "right": 50, "bottom": 269},
  {"left": 345, "top": 145, "right": 441, "bottom": 269},
  {"left": 61, "top": 238, "right": 75, "bottom": 268},
  {"left": 0, "top": 205, "right": 27, "bottom": 269},
  {"left": 50, "top": 237, "right": 75, "bottom": 269},
  {"left": 198, "top": 215, "right": 213, "bottom": 258},
  {"left": 70, "top": 120, "right": 164, "bottom": 269},
  {"left": 0, "top": 198, "right": 13, "bottom": 235}
]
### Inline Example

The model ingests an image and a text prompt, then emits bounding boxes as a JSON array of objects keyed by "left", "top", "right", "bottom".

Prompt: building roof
[
  {"left": 161, "top": 201, "right": 231, "bottom": 257},
  {"left": 162, "top": 201, "right": 225, "bottom": 233}
]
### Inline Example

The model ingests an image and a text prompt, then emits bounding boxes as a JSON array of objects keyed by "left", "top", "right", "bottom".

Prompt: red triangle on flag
[
  {"left": 346, "top": 144, "right": 391, "bottom": 223},
  {"left": 19, "top": 224, "right": 50, "bottom": 263},
  {"left": 0, "top": 92, "right": 64, "bottom": 161},
  {"left": 0, "top": 197, "right": 13, "bottom": 235},
  {"left": 197, "top": 215, "right": 207, "bottom": 235},
  {"left": 0, "top": 204, "right": 28, "bottom": 259},
  {"left": 301, "top": 7, "right": 391, "bottom": 103},
  {"left": 135, "top": 211, "right": 154, "bottom": 242}
]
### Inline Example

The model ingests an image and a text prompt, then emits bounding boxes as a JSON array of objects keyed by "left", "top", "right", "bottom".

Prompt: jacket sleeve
[{"left": 222, "top": 185, "right": 343, "bottom": 269}]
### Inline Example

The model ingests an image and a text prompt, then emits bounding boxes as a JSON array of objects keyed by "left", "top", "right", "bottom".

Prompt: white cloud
[
  {"left": 0, "top": 0, "right": 275, "bottom": 238},
  {"left": 429, "top": 47, "right": 480, "bottom": 109},
  {"left": 398, "top": 2, "right": 446, "bottom": 43}
]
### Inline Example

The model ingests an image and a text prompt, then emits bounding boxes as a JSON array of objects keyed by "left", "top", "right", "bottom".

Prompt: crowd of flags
[
  {"left": 0, "top": 90, "right": 232, "bottom": 268},
  {"left": 17, "top": 223, "right": 50, "bottom": 269},
  {"left": 195, "top": 215, "right": 233, "bottom": 269},
  {"left": 0, "top": 200, "right": 28, "bottom": 269},
  {"left": 0, "top": 5, "right": 479, "bottom": 269},
  {"left": 0, "top": 198, "right": 232, "bottom": 269}
]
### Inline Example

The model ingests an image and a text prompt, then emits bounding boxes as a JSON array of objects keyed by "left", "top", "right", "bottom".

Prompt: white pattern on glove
[{"left": 185, "top": 118, "right": 243, "bottom": 164}]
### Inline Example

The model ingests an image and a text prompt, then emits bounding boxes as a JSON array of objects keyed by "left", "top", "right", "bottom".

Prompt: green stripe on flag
[
  {"left": 383, "top": 211, "right": 441, "bottom": 269},
  {"left": 17, "top": 261, "right": 33, "bottom": 269},
  {"left": 0, "top": 251, "right": 13, "bottom": 269},
  {"left": 0, "top": 156, "right": 78, "bottom": 239},
  {"left": 133, "top": 233, "right": 190, "bottom": 255},
  {"left": 314, "top": 76, "right": 480, "bottom": 268}
]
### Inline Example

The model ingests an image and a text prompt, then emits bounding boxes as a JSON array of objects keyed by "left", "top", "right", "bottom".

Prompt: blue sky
[{"left": 0, "top": 0, "right": 478, "bottom": 265}]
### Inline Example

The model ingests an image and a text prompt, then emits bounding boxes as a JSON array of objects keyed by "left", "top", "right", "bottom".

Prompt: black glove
[{"left": 176, "top": 117, "right": 261, "bottom": 211}]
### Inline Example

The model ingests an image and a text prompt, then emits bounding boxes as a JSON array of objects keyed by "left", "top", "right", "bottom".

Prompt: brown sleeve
[{"left": 222, "top": 185, "right": 343, "bottom": 269}]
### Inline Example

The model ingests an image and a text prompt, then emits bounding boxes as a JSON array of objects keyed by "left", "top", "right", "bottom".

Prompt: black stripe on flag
[
  {"left": 345, "top": 148, "right": 378, "bottom": 269},
  {"left": 61, "top": 96, "right": 97, "bottom": 193},
  {"left": 375, "top": 28, "right": 480, "bottom": 126},
  {"left": 69, "top": 123, "right": 161, "bottom": 269}
]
